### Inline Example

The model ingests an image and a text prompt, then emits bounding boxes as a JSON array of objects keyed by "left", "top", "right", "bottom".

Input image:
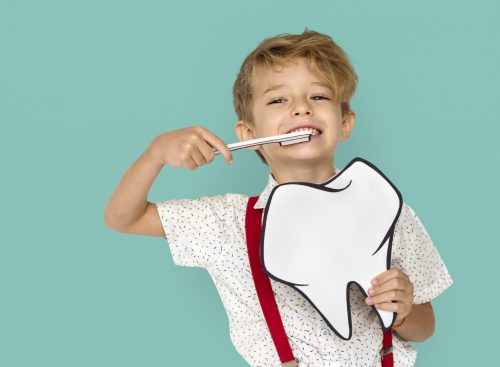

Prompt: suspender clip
[{"left": 380, "top": 345, "right": 393, "bottom": 357}]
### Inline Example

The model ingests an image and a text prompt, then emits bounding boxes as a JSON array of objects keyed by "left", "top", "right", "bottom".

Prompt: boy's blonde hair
[{"left": 233, "top": 29, "right": 358, "bottom": 165}]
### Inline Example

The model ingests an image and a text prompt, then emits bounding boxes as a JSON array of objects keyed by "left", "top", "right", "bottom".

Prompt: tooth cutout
[{"left": 261, "top": 157, "right": 402, "bottom": 340}]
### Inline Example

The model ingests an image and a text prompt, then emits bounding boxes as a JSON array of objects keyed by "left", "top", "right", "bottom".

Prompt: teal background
[{"left": 1, "top": 0, "right": 498, "bottom": 365}]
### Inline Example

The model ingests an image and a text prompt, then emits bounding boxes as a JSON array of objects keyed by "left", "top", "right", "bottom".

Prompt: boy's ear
[
  {"left": 234, "top": 120, "right": 261, "bottom": 151},
  {"left": 340, "top": 110, "right": 356, "bottom": 141}
]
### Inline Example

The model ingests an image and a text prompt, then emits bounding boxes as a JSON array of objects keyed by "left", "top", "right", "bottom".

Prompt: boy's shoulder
[
  {"left": 393, "top": 201, "right": 436, "bottom": 251},
  {"left": 396, "top": 201, "right": 426, "bottom": 230},
  {"left": 198, "top": 192, "right": 251, "bottom": 202},
  {"left": 191, "top": 192, "right": 252, "bottom": 211},
  {"left": 394, "top": 201, "right": 426, "bottom": 233}
]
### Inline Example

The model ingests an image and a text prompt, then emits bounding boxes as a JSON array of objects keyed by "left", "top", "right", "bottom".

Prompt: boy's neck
[{"left": 270, "top": 160, "right": 337, "bottom": 185}]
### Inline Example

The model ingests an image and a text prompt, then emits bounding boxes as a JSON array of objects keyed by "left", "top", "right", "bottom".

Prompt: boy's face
[{"left": 235, "top": 57, "right": 355, "bottom": 171}]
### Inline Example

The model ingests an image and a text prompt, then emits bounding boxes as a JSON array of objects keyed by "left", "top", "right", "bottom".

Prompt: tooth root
[{"left": 299, "top": 282, "right": 352, "bottom": 339}]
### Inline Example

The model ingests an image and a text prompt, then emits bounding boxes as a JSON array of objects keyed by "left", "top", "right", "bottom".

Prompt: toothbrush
[{"left": 213, "top": 131, "right": 312, "bottom": 156}]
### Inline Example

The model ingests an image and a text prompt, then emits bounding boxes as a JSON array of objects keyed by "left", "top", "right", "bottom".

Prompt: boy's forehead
[{"left": 253, "top": 60, "right": 328, "bottom": 95}]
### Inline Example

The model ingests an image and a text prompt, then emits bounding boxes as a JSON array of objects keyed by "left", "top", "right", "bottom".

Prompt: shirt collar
[{"left": 254, "top": 166, "right": 342, "bottom": 209}]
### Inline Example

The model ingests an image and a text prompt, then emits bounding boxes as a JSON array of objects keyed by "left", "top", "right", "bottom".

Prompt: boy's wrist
[
  {"left": 144, "top": 144, "right": 165, "bottom": 169},
  {"left": 392, "top": 316, "right": 406, "bottom": 329}
]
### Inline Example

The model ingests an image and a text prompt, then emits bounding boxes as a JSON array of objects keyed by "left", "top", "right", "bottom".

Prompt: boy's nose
[
  {"left": 292, "top": 101, "right": 313, "bottom": 116},
  {"left": 293, "top": 110, "right": 312, "bottom": 116}
]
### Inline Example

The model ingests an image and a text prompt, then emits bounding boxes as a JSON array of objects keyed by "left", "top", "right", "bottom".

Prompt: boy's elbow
[
  {"left": 103, "top": 210, "right": 127, "bottom": 233},
  {"left": 103, "top": 211, "right": 117, "bottom": 231}
]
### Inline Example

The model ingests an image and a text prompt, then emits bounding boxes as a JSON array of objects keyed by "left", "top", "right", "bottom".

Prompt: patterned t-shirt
[{"left": 155, "top": 168, "right": 453, "bottom": 367}]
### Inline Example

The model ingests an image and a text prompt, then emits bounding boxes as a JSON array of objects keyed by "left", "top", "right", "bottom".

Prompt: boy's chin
[
  {"left": 283, "top": 144, "right": 331, "bottom": 158},
  {"left": 281, "top": 151, "right": 332, "bottom": 163}
]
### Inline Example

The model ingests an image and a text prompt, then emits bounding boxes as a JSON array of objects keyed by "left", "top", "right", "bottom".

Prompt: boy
[{"left": 104, "top": 30, "right": 452, "bottom": 366}]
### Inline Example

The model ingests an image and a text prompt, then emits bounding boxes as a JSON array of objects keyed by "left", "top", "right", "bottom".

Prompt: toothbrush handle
[{"left": 213, "top": 132, "right": 312, "bottom": 155}]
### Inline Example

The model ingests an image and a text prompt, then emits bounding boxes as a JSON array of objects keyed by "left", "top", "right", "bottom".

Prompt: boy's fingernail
[
  {"left": 365, "top": 297, "right": 372, "bottom": 305},
  {"left": 371, "top": 279, "right": 377, "bottom": 285},
  {"left": 368, "top": 288, "right": 374, "bottom": 295}
]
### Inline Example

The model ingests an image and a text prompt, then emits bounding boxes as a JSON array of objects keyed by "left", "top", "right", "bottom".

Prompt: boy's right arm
[{"left": 103, "top": 126, "right": 234, "bottom": 236}]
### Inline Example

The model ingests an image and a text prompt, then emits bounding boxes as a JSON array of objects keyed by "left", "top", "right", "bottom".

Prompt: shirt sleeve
[
  {"left": 155, "top": 194, "right": 237, "bottom": 268},
  {"left": 391, "top": 202, "right": 453, "bottom": 304}
]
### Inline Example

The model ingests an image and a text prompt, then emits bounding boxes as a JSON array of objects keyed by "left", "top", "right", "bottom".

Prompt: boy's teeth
[{"left": 289, "top": 128, "right": 321, "bottom": 135}]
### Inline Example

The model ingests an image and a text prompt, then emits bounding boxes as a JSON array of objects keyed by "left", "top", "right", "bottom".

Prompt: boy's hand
[
  {"left": 365, "top": 268, "right": 414, "bottom": 323},
  {"left": 147, "top": 126, "right": 233, "bottom": 169}
]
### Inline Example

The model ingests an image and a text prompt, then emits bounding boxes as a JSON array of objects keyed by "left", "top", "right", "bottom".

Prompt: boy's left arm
[{"left": 365, "top": 268, "right": 435, "bottom": 342}]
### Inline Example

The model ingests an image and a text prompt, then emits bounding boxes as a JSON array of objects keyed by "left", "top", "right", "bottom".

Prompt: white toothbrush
[{"left": 214, "top": 131, "right": 313, "bottom": 156}]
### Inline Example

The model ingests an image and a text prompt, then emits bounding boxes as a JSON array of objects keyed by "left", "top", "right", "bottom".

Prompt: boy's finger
[
  {"left": 366, "top": 290, "right": 406, "bottom": 305},
  {"left": 197, "top": 142, "right": 217, "bottom": 163},
  {"left": 191, "top": 147, "right": 208, "bottom": 167},
  {"left": 372, "top": 302, "right": 404, "bottom": 314},
  {"left": 371, "top": 268, "right": 407, "bottom": 287},
  {"left": 203, "top": 131, "right": 233, "bottom": 164},
  {"left": 368, "top": 277, "right": 410, "bottom": 296}
]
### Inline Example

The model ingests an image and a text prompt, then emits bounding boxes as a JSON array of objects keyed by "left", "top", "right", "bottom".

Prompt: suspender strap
[
  {"left": 381, "top": 329, "right": 394, "bottom": 366},
  {"left": 245, "top": 196, "right": 297, "bottom": 366},
  {"left": 245, "top": 196, "right": 393, "bottom": 367}
]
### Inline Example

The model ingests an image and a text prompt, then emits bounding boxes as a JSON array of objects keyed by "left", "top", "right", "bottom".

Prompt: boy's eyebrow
[
  {"left": 262, "top": 81, "right": 331, "bottom": 96},
  {"left": 262, "top": 84, "right": 286, "bottom": 96},
  {"left": 311, "top": 81, "right": 331, "bottom": 89}
]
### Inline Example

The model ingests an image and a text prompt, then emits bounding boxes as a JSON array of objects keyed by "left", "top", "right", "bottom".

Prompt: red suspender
[
  {"left": 381, "top": 329, "right": 394, "bottom": 366},
  {"left": 245, "top": 196, "right": 298, "bottom": 366},
  {"left": 245, "top": 196, "right": 394, "bottom": 367}
]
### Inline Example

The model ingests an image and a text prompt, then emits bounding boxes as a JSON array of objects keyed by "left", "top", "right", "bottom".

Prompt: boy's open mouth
[{"left": 286, "top": 126, "right": 322, "bottom": 136}]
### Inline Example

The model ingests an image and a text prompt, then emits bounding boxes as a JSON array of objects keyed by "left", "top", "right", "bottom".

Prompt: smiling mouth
[{"left": 287, "top": 127, "right": 322, "bottom": 135}]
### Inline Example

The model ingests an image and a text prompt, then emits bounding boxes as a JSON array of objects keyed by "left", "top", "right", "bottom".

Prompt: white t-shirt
[{"left": 155, "top": 169, "right": 453, "bottom": 367}]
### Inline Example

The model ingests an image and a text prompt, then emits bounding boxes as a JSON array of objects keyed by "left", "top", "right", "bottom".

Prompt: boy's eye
[
  {"left": 268, "top": 98, "right": 286, "bottom": 104},
  {"left": 268, "top": 95, "right": 330, "bottom": 105},
  {"left": 311, "top": 95, "right": 329, "bottom": 100}
]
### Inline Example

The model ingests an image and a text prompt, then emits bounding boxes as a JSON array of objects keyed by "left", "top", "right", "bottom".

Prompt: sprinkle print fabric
[{"left": 155, "top": 169, "right": 453, "bottom": 367}]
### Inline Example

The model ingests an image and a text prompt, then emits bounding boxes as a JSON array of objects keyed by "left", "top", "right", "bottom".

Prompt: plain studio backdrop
[{"left": 1, "top": 0, "right": 498, "bottom": 366}]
